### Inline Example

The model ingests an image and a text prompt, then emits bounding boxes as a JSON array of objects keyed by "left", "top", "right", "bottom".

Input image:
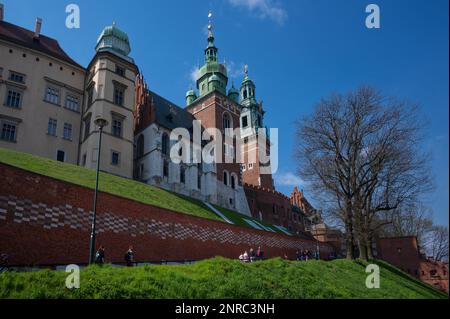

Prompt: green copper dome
[
  {"left": 228, "top": 84, "right": 239, "bottom": 103},
  {"left": 186, "top": 88, "right": 196, "bottom": 97},
  {"left": 95, "top": 23, "right": 131, "bottom": 57},
  {"left": 228, "top": 84, "right": 239, "bottom": 95}
]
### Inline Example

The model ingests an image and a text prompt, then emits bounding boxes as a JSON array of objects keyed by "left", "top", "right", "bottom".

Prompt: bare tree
[
  {"left": 427, "top": 225, "right": 449, "bottom": 262},
  {"left": 295, "top": 86, "right": 432, "bottom": 260},
  {"left": 377, "top": 203, "right": 434, "bottom": 248}
]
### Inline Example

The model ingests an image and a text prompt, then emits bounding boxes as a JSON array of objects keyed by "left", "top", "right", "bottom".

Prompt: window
[
  {"left": 243, "top": 89, "right": 248, "bottom": 100},
  {"left": 57, "top": 150, "right": 65, "bottom": 162},
  {"left": 223, "top": 113, "right": 231, "bottom": 129},
  {"left": 223, "top": 171, "right": 228, "bottom": 186},
  {"left": 137, "top": 135, "right": 144, "bottom": 158},
  {"left": 163, "top": 159, "right": 169, "bottom": 177},
  {"left": 82, "top": 153, "right": 87, "bottom": 166},
  {"left": 197, "top": 174, "right": 201, "bottom": 190},
  {"left": 231, "top": 175, "right": 236, "bottom": 189},
  {"left": 83, "top": 115, "right": 91, "bottom": 140},
  {"left": 87, "top": 86, "right": 94, "bottom": 106},
  {"left": 5, "top": 89, "right": 22, "bottom": 108},
  {"left": 112, "top": 117, "right": 123, "bottom": 137},
  {"left": 111, "top": 151, "right": 120, "bottom": 166},
  {"left": 116, "top": 65, "right": 125, "bottom": 77},
  {"left": 248, "top": 163, "right": 254, "bottom": 170},
  {"left": 242, "top": 115, "right": 248, "bottom": 128},
  {"left": 113, "top": 84, "right": 125, "bottom": 106},
  {"left": 65, "top": 94, "right": 80, "bottom": 112},
  {"left": 241, "top": 164, "right": 246, "bottom": 171},
  {"left": 63, "top": 123, "right": 72, "bottom": 140},
  {"left": 9, "top": 71, "right": 25, "bottom": 83},
  {"left": 1, "top": 123, "right": 17, "bottom": 142},
  {"left": 47, "top": 118, "right": 57, "bottom": 136},
  {"left": 162, "top": 133, "right": 170, "bottom": 156},
  {"left": 180, "top": 166, "right": 186, "bottom": 184},
  {"left": 45, "top": 86, "right": 60, "bottom": 105}
]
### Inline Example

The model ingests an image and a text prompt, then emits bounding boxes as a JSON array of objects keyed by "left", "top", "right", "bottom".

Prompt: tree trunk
[
  {"left": 345, "top": 202, "right": 355, "bottom": 260},
  {"left": 367, "top": 235, "right": 374, "bottom": 260}
]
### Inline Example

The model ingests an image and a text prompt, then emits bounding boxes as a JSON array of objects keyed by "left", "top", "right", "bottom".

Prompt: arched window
[
  {"left": 243, "top": 89, "right": 248, "bottom": 100},
  {"left": 163, "top": 159, "right": 169, "bottom": 178},
  {"left": 162, "top": 133, "right": 169, "bottom": 156},
  {"left": 223, "top": 171, "right": 228, "bottom": 186},
  {"left": 231, "top": 174, "right": 236, "bottom": 189},
  {"left": 223, "top": 113, "right": 231, "bottom": 130},
  {"left": 180, "top": 166, "right": 185, "bottom": 184},
  {"left": 137, "top": 135, "right": 144, "bottom": 158}
]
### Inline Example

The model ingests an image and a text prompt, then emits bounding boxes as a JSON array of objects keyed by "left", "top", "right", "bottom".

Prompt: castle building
[
  {"left": 0, "top": 3, "right": 318, "bottom": 238},
  {"left": 0, "top": 7, "right": 85, "bottom": 164},
  {"left": 79, "top": 23, "right": 138, "bottom": 178}
]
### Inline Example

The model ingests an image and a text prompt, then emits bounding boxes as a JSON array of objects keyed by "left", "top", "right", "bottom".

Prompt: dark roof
[
  {"left": 148, "top": 90, "right": 195, "bottom": 131},
  {"left": 0, "top": 20, "right": 83, "bottom": 69}
]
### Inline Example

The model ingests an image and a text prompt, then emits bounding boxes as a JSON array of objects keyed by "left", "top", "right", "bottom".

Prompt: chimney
[
  {"left": 34, "top": 17, "right": 42, "bottom": 38},
  {"left": 0, "top": 4, "right": 4, "bottom": 22}
]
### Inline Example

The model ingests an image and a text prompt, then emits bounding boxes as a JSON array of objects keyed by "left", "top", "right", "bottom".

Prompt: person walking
[
  {"left": 95, "top": 245, "right": 105, "bottom": 265},
  {"left": 124, "top": 246, "right": 135, "bottom": 267}
]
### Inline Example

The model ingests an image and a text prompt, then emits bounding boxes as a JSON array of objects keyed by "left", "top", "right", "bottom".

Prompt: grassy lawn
[
  {"left": 0, "top": 148, "right": 221, "bottom": 222},
  {"left": 0, "top": 258, "right": 446, "bottom": 299}
]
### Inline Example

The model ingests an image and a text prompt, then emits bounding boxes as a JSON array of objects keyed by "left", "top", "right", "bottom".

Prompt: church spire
[
  {"left": 240, "top": 64, "right": 256, "bottom": 105},
  {"left": 205, "top": 11, "right": 218, "bottom": 63}
]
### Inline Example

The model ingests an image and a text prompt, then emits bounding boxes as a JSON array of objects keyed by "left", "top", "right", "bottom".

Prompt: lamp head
[{"left": 94, "top": 116, "right": 109, "bottom": 129}]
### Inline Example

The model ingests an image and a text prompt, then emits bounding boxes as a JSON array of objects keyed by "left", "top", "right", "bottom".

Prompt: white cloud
[
  {"left": 190, "top": 66, "right": 200, "bottom": 83},
  {"left": 274, "top": 172, "right": 306, "bottom": 187},
  {"left": 228, "top": 0, "right": 288, "bottom": 25}
]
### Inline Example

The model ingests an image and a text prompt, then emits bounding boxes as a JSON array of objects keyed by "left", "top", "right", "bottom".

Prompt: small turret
[
  {"left": 186, "top": 87, "right": 197, "bottom": 106},
  {"left": 228, "top": 83, "right": 239, "bottom": 103},
  {"left": 240, "top": 65, "right": 256, "bottom": 106}
]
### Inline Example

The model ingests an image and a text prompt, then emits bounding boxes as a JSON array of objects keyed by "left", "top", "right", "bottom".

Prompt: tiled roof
[
  {"left": 148, "top": 90, "right": 195, "bottom": 131},
  {"left": 0, "top": 20, "right": 83, "bottom": 69}
]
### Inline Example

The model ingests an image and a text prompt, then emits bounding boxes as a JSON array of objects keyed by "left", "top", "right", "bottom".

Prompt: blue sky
[{"left": 2, "top": 0, "right": 448, "bottom": 226}]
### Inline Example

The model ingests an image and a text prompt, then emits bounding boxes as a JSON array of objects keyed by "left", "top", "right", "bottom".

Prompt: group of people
[
  {"left": 95, "top": 245, "right": 135, "bottom": 267},
  {"left": 295, "top": 250, "right": 313, "bottom": 261},
  {"left": 239, "top": 247, "right": 264, "bottom": 263}
]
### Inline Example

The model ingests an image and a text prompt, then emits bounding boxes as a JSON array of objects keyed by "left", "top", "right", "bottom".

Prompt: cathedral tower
[
  {"left": 185, "top": 12, "right": 250, "bottom": 215},
  {"left": 239, "top": 66, "right": 274, "bottom": 190},
  {"left": 79, "top": 23, "right": 138, "bottom": 178}
]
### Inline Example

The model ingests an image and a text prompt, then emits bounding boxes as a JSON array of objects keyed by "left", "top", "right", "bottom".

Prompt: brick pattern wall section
[
  {"left": 377, "top": 237, "right": 449, "bottom": 293},
  {"left": 0, "top": 163, "right": 333, "bottom": 266}
]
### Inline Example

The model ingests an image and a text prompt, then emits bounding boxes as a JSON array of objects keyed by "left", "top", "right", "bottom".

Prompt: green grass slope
[
  {"left": 0, "top": 148, "right": 221, "bottom": 222},
  {"left": 0, "top": 258, "right": 446, "bottom": 299}
]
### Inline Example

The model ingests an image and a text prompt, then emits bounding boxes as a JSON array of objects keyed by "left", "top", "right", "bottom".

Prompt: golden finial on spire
[{"left": 208, "top": 11, "right": 213, "bottom": 38}]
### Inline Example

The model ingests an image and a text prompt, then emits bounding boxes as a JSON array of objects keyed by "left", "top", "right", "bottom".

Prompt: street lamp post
[{"left": 88, "top": 116, "right": 109, "bottom": 265}]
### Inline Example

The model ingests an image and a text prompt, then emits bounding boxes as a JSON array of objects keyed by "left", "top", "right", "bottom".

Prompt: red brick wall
[
  {"left": 377, "top": 237, "right": 449, "bottom": 293},
  {"left": 0, "top": 163, "right": 333, "bottom": 266},
  {"left": 244, "top": 185, "right": 309, "bottom": 237}
]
